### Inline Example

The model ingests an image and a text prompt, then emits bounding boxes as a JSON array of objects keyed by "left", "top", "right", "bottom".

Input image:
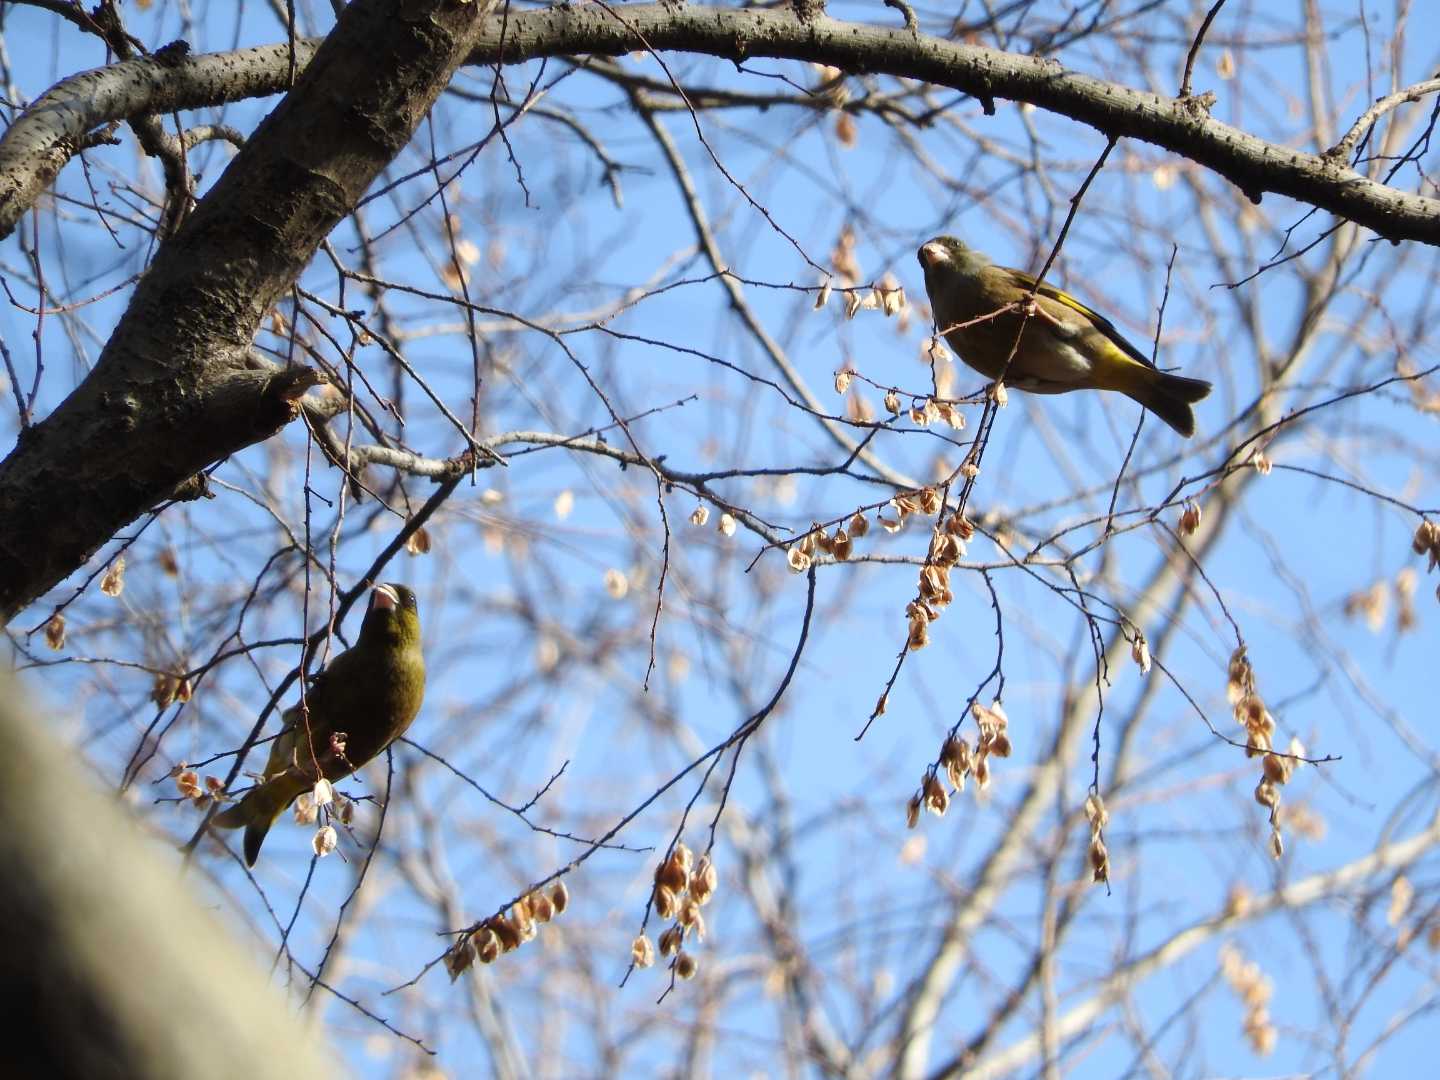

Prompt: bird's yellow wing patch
[{"left": 1000, "top": 267, "right": 1152, "bottom": 368}]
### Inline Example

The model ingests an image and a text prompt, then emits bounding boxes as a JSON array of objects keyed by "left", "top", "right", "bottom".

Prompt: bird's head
[
  {"left": 917, "top": 235, "right": 991, "bottom": 278},
  {"left": 360, "top": 582, "right": 422, "bottom": 650}
]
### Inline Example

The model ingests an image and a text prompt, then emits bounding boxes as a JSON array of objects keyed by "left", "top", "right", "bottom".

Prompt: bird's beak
[
  {"left": 917, "top": 241, "right": 948, "bottom": 269},
  {"left": 371, "top": 583, "right": 399, "bottom": 612}
]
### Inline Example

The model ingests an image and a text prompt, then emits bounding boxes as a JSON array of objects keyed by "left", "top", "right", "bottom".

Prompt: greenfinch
[
  {"left": 213, "top": 583, "right": 425, "bottom": 865},
  {"left": 917, "top": 236, "right": 1212, "bottom": 436}
]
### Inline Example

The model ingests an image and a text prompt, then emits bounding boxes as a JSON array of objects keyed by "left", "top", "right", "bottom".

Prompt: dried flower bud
[
  {"left": 1251, "top": 452, "right": 1272, "bottom": 475},
  {"left": 1269, "top": 829, "right": 1284, "bottom": 859},
  {"left": 831, "top": 530, "right": 853, "bottom": 561},
  {"left": 1179, "top": 499, "right": 1203, "bottom": 536},
  {"left": 918, "top": 487, "right": 942, "bottom": 515},
  {"left": 658, "top": 924, "right": 683, "bottom": 957},
  {"left": 844, "top": 290, "right": 864, "bottom": 319},
  {"left": 905, "top": 795, "right": 921, "bottom": 829},
  {"left": 718, "top": 513, "right": 737, "bottom": 537},
  {"left": 44, "top": 613, "right": 65, "bottom": 651},
  {"left": 550, "top": 881, "right": 569, "bottom": 914},
  {"left": 175, "top": 770, "right": 201, "bottom": 799},
  {"left": 690, "top": 505, "right": 710, "bottom": 527},
  {"left": 653, "top": 884, "right": 678, "bottom": 920},
  {"left": 874, "top": 690, "right": 888, "bottom": 717},
  {"left": 990, "top": 381, "right": 1009, "bottom": 408},
  {"left": 787, "top": 546, "right": 812, "bottom": 573},
  {"left": 476, "top": 929, "right": 501, "bottom": 965},
  {"left": 404, "top": 526, "right": 431, "bottom": 556},
  {"left": 174, "top": 677, "right": 193, "bottom": 703},
  {"left": 834, "top": 369, "right": 853, "bottom": 395},
  {"left": 675, "top": 951, "right": 699, "bottom": 980},
  {"left": 313, "top": 824, "right": 338, "bottom": 857},
  {"left": 960, "top": 458, "right": 980, "bottom": 480},
  {"left": 988, "top": 730, "right": 1012, "bottom": 758},
  {"left": 884, "top": 389, "right": 901, "bottom": 413},
  {"left": 849, "top": 512, "right": 870, "bottom": 538},
  {"left": 312, "top": 778, "right": 334, "bottom": 807},
  {"left": 631, "top": 933, "right": 655, "bottom": 968},
  {"left": 99, "top": 556, "right": 126, "bottom": 598}
]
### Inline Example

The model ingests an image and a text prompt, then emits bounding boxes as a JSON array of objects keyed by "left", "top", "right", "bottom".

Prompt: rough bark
[
  {"left": 4, "top": 6, "right": 1435, "bottom": 247},
  {"left": 0, "top": 0, "right": 496, "bottom": 624}
]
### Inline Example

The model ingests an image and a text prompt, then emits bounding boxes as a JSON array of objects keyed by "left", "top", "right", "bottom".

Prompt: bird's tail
[
  {"left": 1121, "top": 367, "right": 1212, "bottom": 438},
  {"left": 212, "top": 778, "right": 299, "bottom": 866}
]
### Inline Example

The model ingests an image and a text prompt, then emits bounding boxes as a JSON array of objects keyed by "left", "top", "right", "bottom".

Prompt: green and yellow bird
[
  {"left": 917, "top": 236, "right": 1212, "bottom": 436},
  {"left": 214, "top": 582, "right": 425, "bottom": 866}
]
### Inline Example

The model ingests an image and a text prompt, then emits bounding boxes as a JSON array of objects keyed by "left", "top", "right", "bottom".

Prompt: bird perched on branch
[
  {"left": 213, "top": 583, "right": 425, "bottom": 866},
  {"left": 917, "top": 236, "right": 1212, "bottom": 436}
]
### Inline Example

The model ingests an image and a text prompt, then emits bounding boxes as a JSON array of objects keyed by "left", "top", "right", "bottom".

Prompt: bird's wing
[{"left": 1000, "top": 267, "right": 1153, "bottom": 368}]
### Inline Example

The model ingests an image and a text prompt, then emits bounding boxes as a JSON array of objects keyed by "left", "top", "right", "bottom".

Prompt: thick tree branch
[
  {"left": 4, "top": 5, "right": 1438, "bottom": 246},
  {"left": 0, "top": 0, "right": 498, "bottom": 624}
]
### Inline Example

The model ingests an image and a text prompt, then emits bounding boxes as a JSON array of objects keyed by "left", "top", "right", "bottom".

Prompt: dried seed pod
[
  {"left": 312, "top": 778, "right": 334, "bottom": 807},
  {"left": 1179, "top": 499, "right": 1203, "bottom": 536},
  {"left": 445, "top": 936, "right": 476, "bottom": 981},
  {"left": 631, "top": 933, "right": 655, "bottom": 968},
  {"left": 689, "top": 505, "right": 710, "bottom": 527},
  {"left": 292, "top": 792, "right": 318, "bottom": 825},
  {"left": 690, "top": 856, "right": 718, "bottom": 906},
  {"left": 718, "top": 513, "right": 737, "bottom": 537},
  {"left": 849, "top": 511, "right": 870, "bottom": 538},
  {"left": 918, "top": 487, "right": 942, "bottom": 515},
  {"left": 990, "top": 381, "right": 1009, "bottom": 408},
  {"left": 831, "top": 530, "right": 853, "bottom": 561},
  {"left": 787, "top": 546, "right": 812, "bottom": 573},
  {"left": 44, "top": 613, "right": 66, "bottom": 651},
  {"left": 529, "top": 891, "right": 556, "bottom": 924},
  {"left": 1089, "top": 835, "right": 1110, "bottom": 882},
  {"left": 1131, "top": 633, "right": 1151, "bottom": 675},
  {"left": 1412, "top": 520, "right": 1437, "bottom": 555},
  {"left": 658, "top": 924, "right": 683, "bottom": 957},
  {"left": 1261, "top": 752, "right": 1292, "bottom": 785},
  {"left": 884, "top": 389, "right": 901, "bottom": 413},
  {"left": 99, "top": 556, "right": 126, "bottom": 597},
  {"left": 476, "top": 929, "right": 501, "bottom": 965},
  {"left": 905, "top": 795, "right": 921, "bottom": 829},
  {"left": 550, "top": 881, "right": 569, "bottom": 914},
  {"left": 675, "top": 951, "right": 699, "bottom": 980},
  {"left": 834, "top": 369, "right": 853, "bottom": 395},
  {"left": 814, "top": 277, "right": 832, "bottom": 310},
  {"left": 922, "top": 774, "right": 949, "bottom": 817},
  {"left": 653, "top": 884, "right": 678, "bottom": 920},
  {"left": 312, "top": 825, "right": 338, "bottom": 857},
  {"left": 1253, "top": 778, "right": 1279, "bottom": 809}
]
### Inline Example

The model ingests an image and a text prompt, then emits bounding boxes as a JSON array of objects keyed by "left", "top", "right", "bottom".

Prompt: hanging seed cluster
[
  {"left": 445, "top": 882, "right": 571, "bottom": 980},
  {"left": 905, "top": 508, "right": 974, "bottom": 650},
  {"left": 1412, "top": 521, "right": 1440, "bottom": 606},
  {"left": 1219, "top": 943, "right": 1277, "bottom": 1056},
  {"left": 1084, "top": 792, "right": 1111, "bottom": 884},
  {"left": 1229, "top": 647, "right": 1301, "bottom": 859},
  {"left": 908, "top": 699, "right": 1012, "bottom": 826},
  {"left": 632, "top": 842, "right": 716, "bottom": 983}
]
